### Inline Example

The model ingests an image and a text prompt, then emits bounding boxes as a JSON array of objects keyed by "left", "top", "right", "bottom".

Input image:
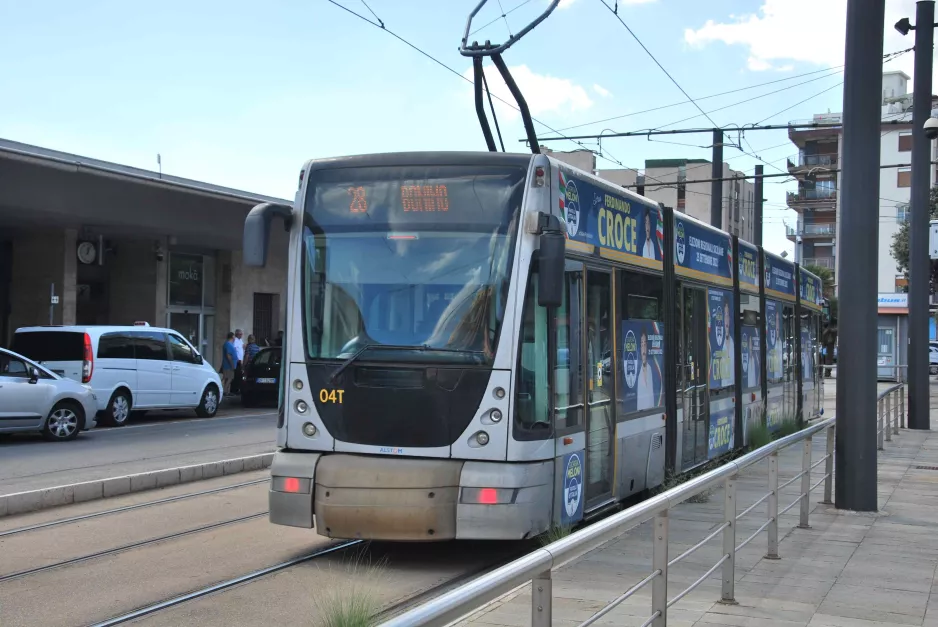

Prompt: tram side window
[
  {"left": 765, "top": 299, "right": 784, "bottom": 385},
  {"left": 783, "top": 305, "right": 795, "bottom": 382},
  {"left": 618, "top": 272, "right": 665, "bottom": 416},
  {"left": 515, "top": 262, "right": 583, "bottom": 438}
]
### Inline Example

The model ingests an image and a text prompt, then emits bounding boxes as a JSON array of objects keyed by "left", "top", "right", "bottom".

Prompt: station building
[{"left": 0, "top": 138, "right": 291, "bottom": 368}]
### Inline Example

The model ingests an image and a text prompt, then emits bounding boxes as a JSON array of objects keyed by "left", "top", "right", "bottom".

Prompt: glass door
[
  {"left": 877, "top": 326, "right": 896, "bottom": 380},
  {"left": 584, "top": 269, "right": 614, "bottom": 506},
  {"left": 681, "top": 286, "right": 710, "bottom": 470}
]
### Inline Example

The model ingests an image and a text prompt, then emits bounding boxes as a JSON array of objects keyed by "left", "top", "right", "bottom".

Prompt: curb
[{"left": 0, "top": 452, "right": 274, "bottom": 519}]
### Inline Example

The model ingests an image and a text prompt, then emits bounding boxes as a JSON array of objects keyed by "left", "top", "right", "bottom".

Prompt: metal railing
[
  {"left": 382, "top": 387, "right": 907, "bottom": 627},
  {"left": 791, "top": 154, "right": 838, "bottom": 168},
  {"left": 787, "top": 189, "right": 837, "bottom": 203},
  {"left": 786, "top": 224, "right": 837, "bottom": 238}
]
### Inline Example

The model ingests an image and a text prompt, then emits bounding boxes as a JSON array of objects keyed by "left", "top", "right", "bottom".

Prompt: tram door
[
  {"left": 584, "top": 269, "right": 615, "bottom": 507},
  {"left": 681, "top": 286, "right": 710, "bottom": 470}
]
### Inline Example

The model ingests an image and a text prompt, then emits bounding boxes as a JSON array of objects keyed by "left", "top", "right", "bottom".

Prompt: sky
[{"left": 0, "top": 0, "right": 929, "bottom": 257}]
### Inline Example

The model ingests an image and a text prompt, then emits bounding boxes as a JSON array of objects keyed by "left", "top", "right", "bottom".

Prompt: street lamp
[{"left": 895, "top": 2, "right": 937, "bottom": 431}]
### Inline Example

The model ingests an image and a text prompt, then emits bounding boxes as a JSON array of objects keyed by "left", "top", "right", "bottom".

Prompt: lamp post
[{"left": 895, "top": 1, "right": 936, "bottom": 431}]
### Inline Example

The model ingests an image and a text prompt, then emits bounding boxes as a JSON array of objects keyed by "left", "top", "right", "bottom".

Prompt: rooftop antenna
[{"left": 459, "top": 0, "right": 560, "bottom": 154}]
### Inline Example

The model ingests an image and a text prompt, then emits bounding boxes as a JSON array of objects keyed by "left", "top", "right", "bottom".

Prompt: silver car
[{"left": 0, "top": 347, "right": 98, "bottom": 441}]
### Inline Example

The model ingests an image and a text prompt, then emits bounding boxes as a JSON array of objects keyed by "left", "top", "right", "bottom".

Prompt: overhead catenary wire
[{"left": 597, "top": 0, "right": 720, "bottom": 129}]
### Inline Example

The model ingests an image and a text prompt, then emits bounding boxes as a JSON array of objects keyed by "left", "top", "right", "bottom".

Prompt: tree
[
  {"left": 803, "top": 264, "right": 834, "bottom": 299},
  {"left": 890, "top": 185, "right": 938, "bottom": 292}
]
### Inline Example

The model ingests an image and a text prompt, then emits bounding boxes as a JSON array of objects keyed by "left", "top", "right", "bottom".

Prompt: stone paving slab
[{"left": 457, "top": 409, "right": 938, "bottom": 626}]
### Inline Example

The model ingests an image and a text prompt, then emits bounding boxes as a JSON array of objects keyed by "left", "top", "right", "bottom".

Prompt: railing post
[
  {"left": 823, "top": 425, "right": 834, "bottom": 504},
  {"left": 799, "top": 436, "right": 812, "bottom": 529},
  {"left": 901, "top": 387, "right": 906, "bottom": 428},
  {"left": 893, "top": 390, "right": 900, "bottom": 436},
  {"left": 766, "top": 451, "right": 780, "bottom": 559},
  {"left": 652, "top": 510, "right": 669, "bottom": 627},
  {"left": 877, "top": 400, "right": 884, "bottom": 451},
  {"left": 531, "top": 570, "right": 552, "bottom": 627},
  {"left": 885, "top": 394, "right": 892, "bottom": 442},
  {"left": 720, "top": 475, "right": 738, "bottom": 605}
]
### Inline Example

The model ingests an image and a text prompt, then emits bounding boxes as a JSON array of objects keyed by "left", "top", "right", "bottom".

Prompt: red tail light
[
  {"left": 283, "top": 477, "right": 301, "bottom": 493},
  {"left": 478, "top": 488, "right": 498, "bottom": 505},
  {"left": 82, "top": 333, "right": 93, "bottom": 383}
]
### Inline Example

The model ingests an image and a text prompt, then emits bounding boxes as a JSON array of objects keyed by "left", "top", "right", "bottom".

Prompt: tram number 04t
[{"left": 319, "top": 389, "right": 345, "bottom": 404}]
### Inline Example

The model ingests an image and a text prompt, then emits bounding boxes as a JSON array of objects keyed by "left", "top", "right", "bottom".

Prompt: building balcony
[
  {"left": 787, "top": 188, "right": 837, "bottom": 210},
  {"left": 785, "top": 223, "right": 837, "bottom": 241},
  {"left": 787, "top": 153, "right": 838, "bottom": 173},
  {"left": 803, "top": 257, "right": 835, "bottom": 270}
]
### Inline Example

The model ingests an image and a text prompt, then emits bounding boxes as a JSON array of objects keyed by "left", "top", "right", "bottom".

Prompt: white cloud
[
  {"left": 593, "top": 83, "right": 612, "bottom": 97},
  {"left": 684, "top": 0, "right": 920, "bottom": 80},
  {"left": 461, "top": 64, "right": 593, "bottom": 120}
]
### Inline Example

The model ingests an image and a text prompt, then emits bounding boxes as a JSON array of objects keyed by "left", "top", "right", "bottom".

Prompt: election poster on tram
[
  {"left": 707, "top": 289, "right": 735, "bottom": 390},
  {"left": 620, "top": 320, "right": 664, "bottom": 413},
  {"left": 741, "top": 326, "right": 761, "bottom": 391},
  {"left": 801, "top": 327, "right": 813, "bottom": 382},
  {"left": 558, "top": 169, "right": 664, "bottom": 267},
  {"left": 709, "top": 407, "right": 735, "bottom": 458},
  {"left": 765, "top": 300, "right": 784, "bottom": 382}
]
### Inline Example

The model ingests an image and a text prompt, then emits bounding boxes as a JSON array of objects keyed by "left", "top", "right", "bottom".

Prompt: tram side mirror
[
  {"left": 538, "top": 231, "right": 565, "bottom": 308},
  {"left": 244, "top": 202, "right": 294, "bottom": 267}
]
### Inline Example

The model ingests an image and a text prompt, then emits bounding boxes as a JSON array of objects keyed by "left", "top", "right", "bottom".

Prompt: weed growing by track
[{"left": 313, "top": 545, "right": 386, "bottom": 627}]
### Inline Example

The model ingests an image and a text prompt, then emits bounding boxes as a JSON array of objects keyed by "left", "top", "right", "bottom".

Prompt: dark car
[{"left": 241, "top": 347, "right": 282, "bottom": 407}]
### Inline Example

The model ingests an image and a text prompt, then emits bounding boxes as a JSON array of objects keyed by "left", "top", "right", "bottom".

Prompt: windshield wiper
[{"left": 327, "top": 344, "right": 484, "bottom": 383}]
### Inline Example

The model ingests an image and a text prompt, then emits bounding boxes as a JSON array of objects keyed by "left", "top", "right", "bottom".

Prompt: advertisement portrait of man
[
  {"left": 642, "top": 212, "right": 656, "bottom": 260},
  {"left": 636, "top": 329, "right": 655, "bottom": 410},
  {"left": 747, "top": 330, "right": 760, "bottom": 388},
  {"left": 722, "top": 300, "right": 734, "bottom": 388}
]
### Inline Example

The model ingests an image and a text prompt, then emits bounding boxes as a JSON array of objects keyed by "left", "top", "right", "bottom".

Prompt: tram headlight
[
  {"left": 493, "top": 387, "right": 506, "bottom": 400},
  {"left": 302, "top": 422, "right": 318, "bottom": 437},
  {"left": 293, "top": 379, "right": 304, "bottom": 391},
  {"left": 490, "top": 409, "right": 503, "bottom": 423},
  {"left": 476, "top": 431, "right": 490, "bottom": 446},
  {"left": 295, "top": 400, "right": 309, "bottom": 414}
]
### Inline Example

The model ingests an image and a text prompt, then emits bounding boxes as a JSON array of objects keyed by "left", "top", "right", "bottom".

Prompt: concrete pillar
[{"left": 9, "top": 228, "right": 78, "bottom": 330}]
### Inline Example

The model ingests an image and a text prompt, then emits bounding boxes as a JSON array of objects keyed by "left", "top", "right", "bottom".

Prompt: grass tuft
[
  {"left": 313, "top": 547, "right": 386, "bottom": 627},
  {"left": 538, "top": 524, "right": 573, "bottom": 547}
]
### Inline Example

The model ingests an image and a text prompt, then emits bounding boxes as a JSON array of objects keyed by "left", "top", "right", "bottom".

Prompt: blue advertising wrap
[
  {"left": 559, "top": 169, "right": 663, "bottom": 269},
  {"left": 799, "top": 267, "right": 823, "bottom": 310},
  {"left": 738, "top": 241, "right": 760, "bottom": 293},
  {"left": 560, "top": 450, "right": 584, "bottom": 526},
  {"left": 764, "top": 253, "right": 796, "bottom": 301},
  {"left": 674, "top": 217, "right": 733, "bottom": 286},
  {"left": 765, "top": 300, "right": 784, "bottom": 382},
  {"left": 707, "top": 288, "right": 735, "bottom": 390},
  {"left": 709, "top": 407, "right": 735, "bottom": 458},
  {"left": 741, "top": 326, "right": 762, "bottom": 390},
  {"left": 620, "top": 320, "right": 665, "bottom": 413}
]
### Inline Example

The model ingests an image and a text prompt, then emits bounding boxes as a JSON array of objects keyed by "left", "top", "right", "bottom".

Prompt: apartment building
[
  {"left": 540, "top": 148, "right": 754, "bottom": 241},
  {"left": 786, "top": 70, "right": 938, "bottom": 293}
]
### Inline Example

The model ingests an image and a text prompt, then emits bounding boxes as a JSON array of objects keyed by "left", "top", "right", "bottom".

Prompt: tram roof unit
[{"left": 298, "top": 151, "right": 536, "bottom": 176}]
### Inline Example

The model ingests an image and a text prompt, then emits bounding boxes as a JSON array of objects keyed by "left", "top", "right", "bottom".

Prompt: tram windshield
[{"left": 301, "top": 164, "right": 526, "bottom": 365}]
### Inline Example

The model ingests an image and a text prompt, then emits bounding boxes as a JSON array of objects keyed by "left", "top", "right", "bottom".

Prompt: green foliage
[
  {"left": 891, "top": 186, "right": 938, "bottom": 287},
  {"left": 538, "top": 524, "right": 573, "bottom": 547},
  {"left": 313, "top": 550, "right": 386, "bottom": 627}
]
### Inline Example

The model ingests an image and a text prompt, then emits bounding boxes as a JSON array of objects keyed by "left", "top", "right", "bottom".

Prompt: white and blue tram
[{"left": 243, "top": 151, "right": 826, "bottom": 541}]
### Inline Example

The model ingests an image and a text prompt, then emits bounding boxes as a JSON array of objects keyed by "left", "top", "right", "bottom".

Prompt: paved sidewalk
[{"left": 458, "top": 413, "right": 938, "bottom": 626}]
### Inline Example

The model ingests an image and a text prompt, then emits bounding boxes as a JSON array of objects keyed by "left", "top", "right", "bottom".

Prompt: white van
[{"left": 11, "top": 325, "right": 223, "bottom": 426}]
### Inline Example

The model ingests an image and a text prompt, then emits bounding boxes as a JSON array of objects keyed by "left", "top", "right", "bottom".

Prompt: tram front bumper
[{"left": 268, "top": 451, "right": 554, "bottom": 541}]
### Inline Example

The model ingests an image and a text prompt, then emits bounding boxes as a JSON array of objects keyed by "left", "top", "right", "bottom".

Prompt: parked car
[
  {"left": 12, "top": 324, "right": 223, "bottom": 427},
  {"left": 930, "top": 344, "right": 938, "bottom": 375},
  {"left": 240, "top": 347, "right": 282, "bottom": 407},
  {"left": 0, "top": 347, "right": 98, "bottom": 441}
]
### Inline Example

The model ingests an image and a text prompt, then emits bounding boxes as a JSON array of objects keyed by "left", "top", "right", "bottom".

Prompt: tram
[{"left": 244, "top": 151, "right": 825, "bottom": 541}]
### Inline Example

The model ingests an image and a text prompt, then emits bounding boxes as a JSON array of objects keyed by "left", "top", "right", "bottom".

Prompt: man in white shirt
[
  {"left": 636, "top": 330, "right": 656, "bottom": 410},
  {"left": 233, "top": 329, "right": 245, "bottom": 394},
  {"left": 642, "top": 213, "right": 657, "bottom": 260},
  {"left": 746, "top": 331, "right": 759, "bottom": 388}
]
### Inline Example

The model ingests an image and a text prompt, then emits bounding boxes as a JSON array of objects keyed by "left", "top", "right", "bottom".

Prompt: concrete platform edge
[{"left": 0, "top": 452, "right": 274, "bottom": 518}]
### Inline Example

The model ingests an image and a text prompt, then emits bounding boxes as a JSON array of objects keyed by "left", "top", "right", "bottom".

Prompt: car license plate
[{"left": 256, "top": 377, "right": 276, "bottom": 384}]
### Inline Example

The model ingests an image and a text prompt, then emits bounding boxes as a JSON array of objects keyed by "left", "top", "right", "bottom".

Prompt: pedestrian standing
[
  {"left": 232, "top": 329, "right": 245, "bottom": 394},
  {"left": 245, "top": 334, "right": 261, "bottom": 364},
  {"left": 222, "top": 332, "right": 238, "bottom": 394}
]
